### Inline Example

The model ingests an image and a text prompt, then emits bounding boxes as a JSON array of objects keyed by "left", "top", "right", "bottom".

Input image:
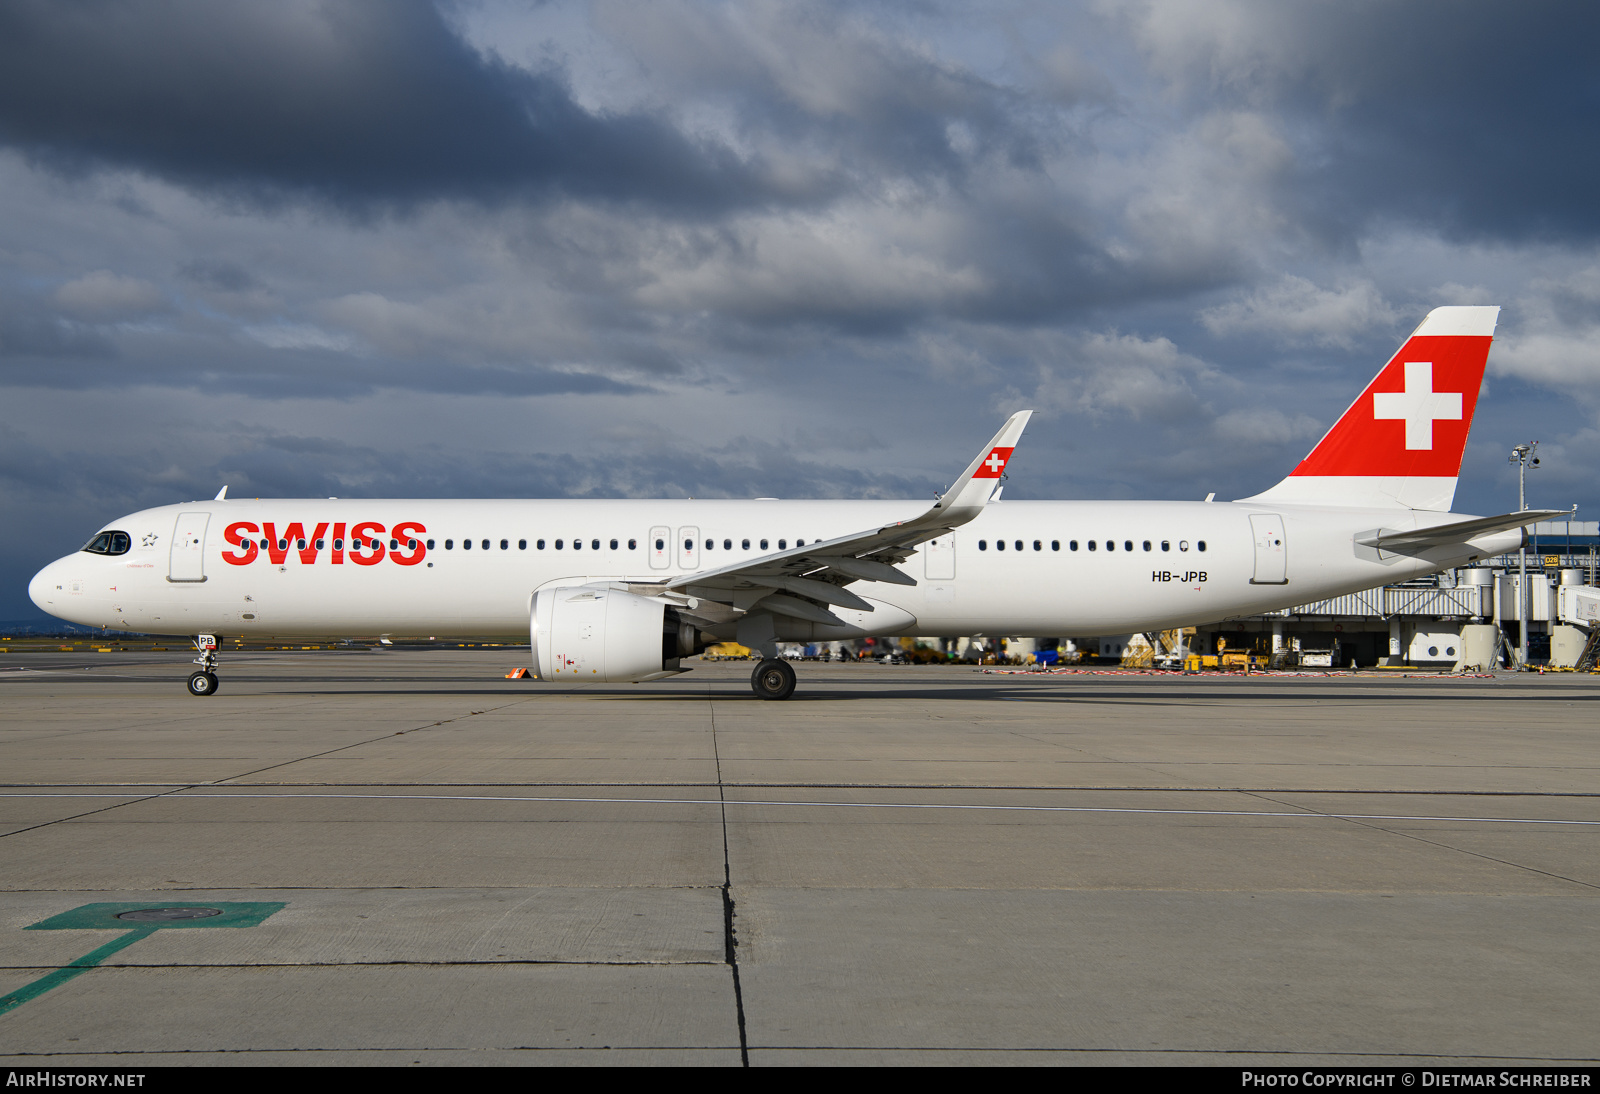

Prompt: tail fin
[{"left": 1238, "top": 305, "right": 1499, "bottom": 511}]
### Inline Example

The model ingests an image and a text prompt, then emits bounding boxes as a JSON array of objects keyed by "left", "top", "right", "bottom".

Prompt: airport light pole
[{"left": 1509, "top": 442, "right": 1540, "bottom": 669}]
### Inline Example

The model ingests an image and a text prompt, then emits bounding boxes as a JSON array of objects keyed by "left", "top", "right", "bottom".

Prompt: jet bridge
[{"left": 1553, "top": 582, "right": 1600, "bottom": 670}]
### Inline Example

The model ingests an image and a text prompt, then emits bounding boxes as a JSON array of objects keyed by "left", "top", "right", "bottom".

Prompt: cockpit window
[{"left": 82, "top": 531, "right": 131, "bottom": 556}]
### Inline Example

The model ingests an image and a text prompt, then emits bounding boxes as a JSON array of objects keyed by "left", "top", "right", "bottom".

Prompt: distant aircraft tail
[{"left": 1238, "top": 305, "right": 1499, "bottom": 512}]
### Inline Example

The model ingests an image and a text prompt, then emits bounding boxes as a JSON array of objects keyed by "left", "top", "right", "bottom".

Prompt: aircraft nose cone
[{"left": 28, "top": 560, "right": 58, "bottom": 612}]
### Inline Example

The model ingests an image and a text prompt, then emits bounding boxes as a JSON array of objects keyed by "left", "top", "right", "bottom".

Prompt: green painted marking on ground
[
  {"left": 25, "top": 901, "right": 285, "bottom": 932},
  {"left": 2, "top": 901, "right": 286, "bottom": 1017},
  {"left": 0, "top": 926, "right": 156, "bottom": 1017}
]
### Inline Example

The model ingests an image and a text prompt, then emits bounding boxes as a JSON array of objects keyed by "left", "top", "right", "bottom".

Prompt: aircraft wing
[
  {"left": 1356, "top": 508, "right": 1568, "bottom": 553},
  {"left": 630, "top": 411, "right": 1032, "bottom": 626}
]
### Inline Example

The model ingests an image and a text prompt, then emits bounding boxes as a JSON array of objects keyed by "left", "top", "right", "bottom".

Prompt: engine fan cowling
[{"left": 530, "top": 586, "right": 701, "bottom": 682}]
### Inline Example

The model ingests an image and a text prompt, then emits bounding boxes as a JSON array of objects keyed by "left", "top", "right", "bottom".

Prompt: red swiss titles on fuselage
[{"left": 222, "top": 520, "right": 427, "bottom": 567}]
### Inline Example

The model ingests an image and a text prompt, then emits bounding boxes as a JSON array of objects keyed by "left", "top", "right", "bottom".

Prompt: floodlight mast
[{"left": 1509, "top": 442, "right": 1539, "bottom": 669}]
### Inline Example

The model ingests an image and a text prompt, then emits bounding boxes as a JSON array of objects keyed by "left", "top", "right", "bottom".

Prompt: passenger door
[
  {"left": 169, "top": 512, "right": 210, "bottom": 583},
  {"left": 1248, "top": 513, "right": 1288, "bottom": 585}
]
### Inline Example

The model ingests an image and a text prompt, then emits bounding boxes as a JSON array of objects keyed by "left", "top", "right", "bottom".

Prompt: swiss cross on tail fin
[{"left": 1239, "top": 306, "right": 1498, "bottom": 512}]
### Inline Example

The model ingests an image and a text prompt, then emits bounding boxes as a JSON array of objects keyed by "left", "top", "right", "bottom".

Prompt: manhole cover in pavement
[{"left": 115, "top": 908, "right": 223, "bottom": 922}]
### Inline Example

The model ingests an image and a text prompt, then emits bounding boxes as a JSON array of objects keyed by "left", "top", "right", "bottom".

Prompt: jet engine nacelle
[{"left": 530, "top": 586, "right": 704, "bottom": 682}]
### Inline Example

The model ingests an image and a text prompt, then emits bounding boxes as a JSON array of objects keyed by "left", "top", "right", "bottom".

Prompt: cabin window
[
  {"left": 427, "top": 540, "right": 435, "bottom": 549},
  {"left": 742, "top": 539, "right": 750, "bottom": 549},
  {"left": 724, "top": 538, "right": 732, "bottom": 550},
  {"left": 1143, "top": 540, "right": 1151, "bottom": 551},
  {"left": 996, "top": 540, "right": 1005, "bottom": 551},
  {"left": 518, "top": 539, "right": 526, "bottom": 550},
  {"left": 1124, "top": 540, "right": 1133, "bottom": 552},
  {"left": 1088, "top": 541, "right": 1096, "bottom": 551},
  {"left": 1161, "top": 540, "right": 1170, "bottom": 552},
  {"left": 1105, "top": 540, "right": 1114, "bottom": 551},
  {"left": 684, "top": 538, "right": 693, "bottom": 551},
  {"left": 760, "top": 539, "right": 769, "bottom": 550},
  {"left": 481, "top": 539, "right": 489, "bottom": 550},
  {"left": 778, "top": 539, "right": 787, "bottom": 549},
  {"left": 1070, "top": 540, "right": 1078, "bottom": 551},
  {"left": 1033, "top": 540, "right": 1042, "bottom": 551},
  {"left": 1051, "top": 540, "right": 1060, "bottom": 551},
  {"left": 1198, "top": 540, "right": 1207, "bottom": 552},
  {"left": 537, "top": 539, "right": 546, "bottom": 550},
  {"left": 574, "top": 539, "right": 583, "bottom": 551},
  {"left": 315, "top": 539, "right": 325, "bottom": 550},
  {"left": 388, "top": 539, "right": 397, "bottom": 550},
  {"left": 978, "top": 540, "right": 988, "bottom": 550},
  {"left": 555, "top": 539, "right": 563, "bottom": 550},
  {"left": 1179, "top": 540, "right": 1189, "bottom": 552},
  {"left": 408, "top": 539, "right": 417, "bottom": 550},
  {"left": 500, "top": 539, "right": 508, "bottom": 550},
  {"left": 463, "top": 539, "right": 472, "bottom": 550},
  {"left": 1015, "top": 540, "right": 1023, "bottom": 551},
  {"left": 706, "top": 539, "right": 714, "bottom": 550},
  {"left": 628, "top": 539, "right": 637, "bottom": 549},
  {"left": 654, "top": 538, "right": 663, "bottom": 550},
  {"left": 610, "top": 539, "right": 618, "bottom": 550}
]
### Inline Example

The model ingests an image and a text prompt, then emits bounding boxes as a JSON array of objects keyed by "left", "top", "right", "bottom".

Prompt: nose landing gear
[{"left": 187, "top": 634, "right": 220, "bottom": 697}]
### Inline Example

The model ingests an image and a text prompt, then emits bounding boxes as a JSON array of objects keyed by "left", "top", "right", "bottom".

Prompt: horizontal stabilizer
[{"left": 1356, "top": 509, "right": 1567, "bottom": 552}]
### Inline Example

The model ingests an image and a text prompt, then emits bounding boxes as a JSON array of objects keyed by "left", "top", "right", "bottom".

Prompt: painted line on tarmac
[{"left": 0, "top": 791, "right": 1596, "bottom": 826}]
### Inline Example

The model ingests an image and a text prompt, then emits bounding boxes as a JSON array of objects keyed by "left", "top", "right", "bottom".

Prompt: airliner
[{"left": 29, "top": 306, "right": 1560, "bottom": 699}]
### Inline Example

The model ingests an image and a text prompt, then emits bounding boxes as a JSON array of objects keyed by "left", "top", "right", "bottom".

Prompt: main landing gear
[
  {"left": 187, "top": 634, "right": 220, "bottom": 697},
  {"left": 751, "top": 658, "right": 796, "bottom": 701}
]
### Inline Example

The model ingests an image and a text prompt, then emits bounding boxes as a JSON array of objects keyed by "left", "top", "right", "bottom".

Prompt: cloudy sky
[{"left": 3, "top": 0, "right": 1598, "bottom": 621}]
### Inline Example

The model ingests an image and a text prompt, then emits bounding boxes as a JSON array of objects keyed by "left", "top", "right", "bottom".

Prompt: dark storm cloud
[
  {"left": 0, "top": 0, "right": 762, "bottom": 213},
  {"left": 1153, "top": 2, "right": 1600, "bottom": 244}
]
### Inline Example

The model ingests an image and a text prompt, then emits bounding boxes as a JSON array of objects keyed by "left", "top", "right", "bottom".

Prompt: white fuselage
[{"left": 29, "top": 498, "right": 1519, "bottom": 640}]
